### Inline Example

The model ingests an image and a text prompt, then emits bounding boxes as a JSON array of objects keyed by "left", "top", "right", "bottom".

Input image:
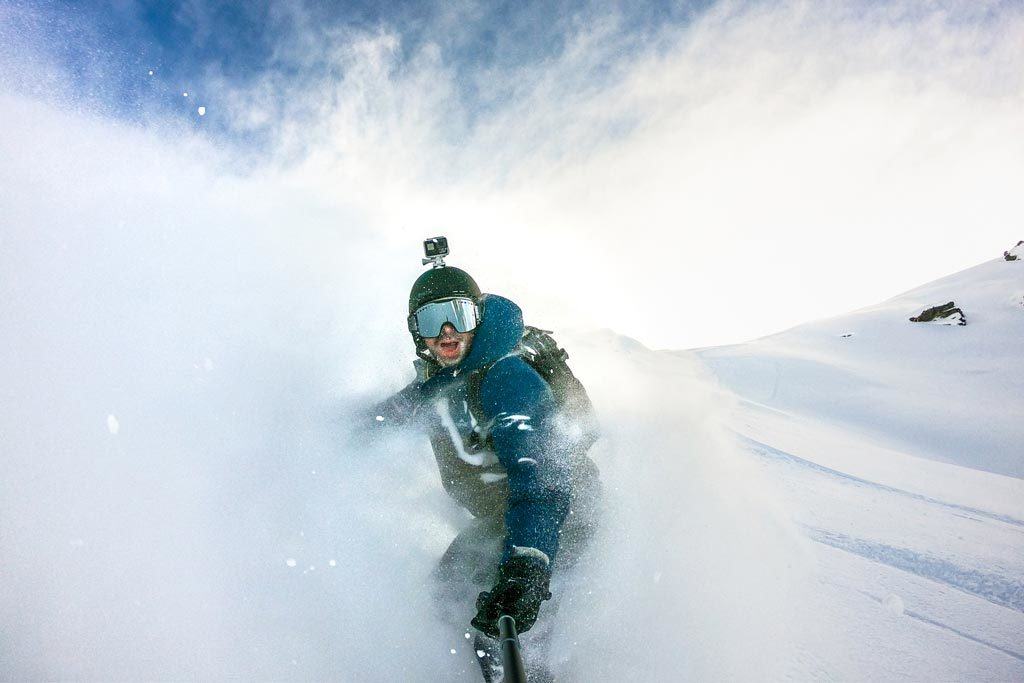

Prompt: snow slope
[
  {"left": 697, "top": 254, "right": 1024, "bottom": 478},
  {"left": 690, "top": 253, "right": 1024, "bottom": 679}
]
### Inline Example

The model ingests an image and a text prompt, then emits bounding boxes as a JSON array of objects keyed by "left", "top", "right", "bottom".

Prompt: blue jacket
[{"left": 417, "top": 295, "right": 573, "bottom": 565}]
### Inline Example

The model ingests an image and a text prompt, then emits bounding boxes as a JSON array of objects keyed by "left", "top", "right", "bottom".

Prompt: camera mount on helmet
[{"left": 422, "top": 236, "right": 449, "bottom": 268}]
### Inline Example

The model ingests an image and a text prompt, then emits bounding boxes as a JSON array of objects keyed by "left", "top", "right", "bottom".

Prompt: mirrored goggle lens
[{"left": 411, "top": 298, "right": 479, "bottom": 337}]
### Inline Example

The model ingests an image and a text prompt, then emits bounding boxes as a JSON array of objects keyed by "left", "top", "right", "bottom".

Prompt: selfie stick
[{"left": 498, "top": 615, "right": 528, "bottom": 683}]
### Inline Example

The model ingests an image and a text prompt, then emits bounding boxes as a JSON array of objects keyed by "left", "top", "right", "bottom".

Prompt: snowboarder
[{"left": 371, "top": 238, "right": 601, "bottom": 680}]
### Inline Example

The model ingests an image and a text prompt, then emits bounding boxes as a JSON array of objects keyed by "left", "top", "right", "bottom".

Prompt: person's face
[{"left": 423, "top": 322, "right": 475, "bottom": 367}]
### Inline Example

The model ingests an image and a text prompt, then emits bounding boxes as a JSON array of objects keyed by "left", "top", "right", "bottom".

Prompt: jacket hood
[{"left": 421, "top": 294, "right": 523, "bottom": 396}]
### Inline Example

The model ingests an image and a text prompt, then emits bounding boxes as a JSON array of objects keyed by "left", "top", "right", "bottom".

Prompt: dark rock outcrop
[
  {"left": 1005, "top": 240, "right": 1023, "bottom": 261},
  {"left": 909, "top": 301, "right": 966, "bottom": 326}
]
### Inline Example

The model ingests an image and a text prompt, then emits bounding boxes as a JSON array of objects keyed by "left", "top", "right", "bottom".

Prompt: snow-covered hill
[
  {"left": 682, "top": 252, "right": 1024, "bottom": 679},
  {"left": 696, "top": 250, "right": 1024, "bottom": 478}
]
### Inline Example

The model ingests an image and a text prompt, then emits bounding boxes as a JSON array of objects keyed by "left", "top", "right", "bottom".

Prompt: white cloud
[{"left": 165, "top": 1, "right": 1022, "bottom": 347}]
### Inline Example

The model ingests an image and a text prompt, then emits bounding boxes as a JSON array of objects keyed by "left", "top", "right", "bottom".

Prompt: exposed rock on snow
[
  {"left": 1004, "top": 240, "right": 1023, "bottom": 261},
  {"left": 909, "top": 301, "right": 966, "bottom": 326},
  {"left": 694, "top": 253, "right": 1024, "bottom": 679}
]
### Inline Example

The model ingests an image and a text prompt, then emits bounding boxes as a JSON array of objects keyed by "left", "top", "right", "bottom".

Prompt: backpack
[{"left": 467, "top": 326, "right": 600, "bottom": 450}]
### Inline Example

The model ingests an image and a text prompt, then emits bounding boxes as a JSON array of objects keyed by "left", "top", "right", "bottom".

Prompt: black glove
[{"left": 471, "top": 555, "right": 552, "bottom": 639}]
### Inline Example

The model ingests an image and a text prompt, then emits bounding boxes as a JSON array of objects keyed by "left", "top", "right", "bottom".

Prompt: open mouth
[{"left": 438, "top": 339, "right": 460, "bottom": 355}]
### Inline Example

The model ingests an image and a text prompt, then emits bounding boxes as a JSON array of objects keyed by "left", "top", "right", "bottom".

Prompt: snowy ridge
[
  {"left": 687, "top": 253, "right": 1024, "bottom": 679},
  {"left": 698, "top": 255, "right": 1024, "bottom": 477}
]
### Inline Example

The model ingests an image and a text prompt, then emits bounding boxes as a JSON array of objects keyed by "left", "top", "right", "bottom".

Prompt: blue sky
[{"left": 7, "top": 0, "right": 715, "bottom": 143}]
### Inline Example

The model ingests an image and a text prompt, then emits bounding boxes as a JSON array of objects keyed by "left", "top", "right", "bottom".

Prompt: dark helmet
[
  {"left": 408, "top": 266, "right": 481, "bottom": 314},
  {"left": 408, "top": 266, "right": 481, "bottom": 363}
]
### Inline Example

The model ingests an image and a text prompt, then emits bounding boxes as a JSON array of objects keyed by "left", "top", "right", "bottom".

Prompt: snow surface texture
[
  {"left": 696, "top": 255, "right": 1024, "bottom": 679},
  {"left": 697, "top": 256, "right": 1024, "bottom": 478}
]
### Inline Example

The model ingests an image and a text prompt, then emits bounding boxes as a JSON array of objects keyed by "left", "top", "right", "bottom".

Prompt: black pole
[{"left": 497, "top": 615, "right": 528, "bottom": 683}]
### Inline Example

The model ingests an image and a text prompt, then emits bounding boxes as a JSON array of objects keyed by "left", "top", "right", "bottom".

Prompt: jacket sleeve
[
  {"left": 478, "top": 356, "right": 572, "bottom": 565},
  {"left": 369, "top": 380, "right": 423, "bottom": 428}
]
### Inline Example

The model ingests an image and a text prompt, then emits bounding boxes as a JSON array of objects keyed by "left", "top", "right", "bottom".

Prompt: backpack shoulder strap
[{"left": 466, "top": 366, "right": 489, "bottom": 424}]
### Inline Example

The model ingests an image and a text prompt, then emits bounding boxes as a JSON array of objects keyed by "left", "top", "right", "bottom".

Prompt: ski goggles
[{"left": 408, "top": 297, "right": 480, "bottom": 338}]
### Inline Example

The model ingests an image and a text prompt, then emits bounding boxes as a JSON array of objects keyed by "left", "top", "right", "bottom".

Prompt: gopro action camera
[{"left": 422, "top": 236, "right": 449, "bottom": 266}]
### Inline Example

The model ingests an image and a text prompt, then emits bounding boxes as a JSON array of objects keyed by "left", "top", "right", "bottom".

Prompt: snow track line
[
  {"left": 903, "top": 610, "right": 1024, "bottom": 663},
  {"left": 807, "top": 527, "right": 1024, "bottom": 614},
  {"left": 855, "top": 591, "right": 1024, "bottom": 663},
  {"left": 737, "top": 434, "right": 1024, "bottom": 529}
]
